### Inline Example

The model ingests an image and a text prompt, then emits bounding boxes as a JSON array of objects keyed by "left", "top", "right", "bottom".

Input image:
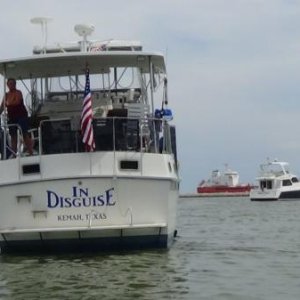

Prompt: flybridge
[
  {"left": 31, "top": 20, "right": 142, "bottom": 54},
  {"left": 33, "top": 40, "right": 143, "bottom": 54},
  {"left": 0, "top": 19, "right": 165, "bottom": 79}
]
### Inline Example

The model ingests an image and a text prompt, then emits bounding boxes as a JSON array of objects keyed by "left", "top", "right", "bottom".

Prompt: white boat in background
[
  {"left": 250, "top": 159, "right": 300, "bottom": 201},
  {"left": 0, "top": 19, "right": 179, "bottom": 253}
]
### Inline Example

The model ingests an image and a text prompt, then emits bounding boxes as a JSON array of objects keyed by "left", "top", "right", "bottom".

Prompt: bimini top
[
  {"left": 257, "top": 160, "right": 291, "bottom": 180},
  {"left": 0, "top": 51, "right": 166, "bottom": 79}
]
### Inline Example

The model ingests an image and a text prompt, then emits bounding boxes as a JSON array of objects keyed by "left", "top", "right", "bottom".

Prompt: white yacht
[
  {"left": 0, "top": 20, "right": 179, "bottom": 253},
  {"left": 250, "top": 159, "right": 300, "bottom": 201}
]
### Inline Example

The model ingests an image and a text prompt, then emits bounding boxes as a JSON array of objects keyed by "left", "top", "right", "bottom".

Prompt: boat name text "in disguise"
[{"left": 47, "top": 186, "right": 115, "bottom": 208}]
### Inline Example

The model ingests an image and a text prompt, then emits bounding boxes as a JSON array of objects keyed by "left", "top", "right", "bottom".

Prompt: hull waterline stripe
[{"left": 0, "top": 222, "right": 167, "bottom": 234}]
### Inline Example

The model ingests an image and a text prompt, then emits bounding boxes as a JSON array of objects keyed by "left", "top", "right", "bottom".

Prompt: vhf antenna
[{"left": 30, "top": 17, "right": 52, "bottom": 54}]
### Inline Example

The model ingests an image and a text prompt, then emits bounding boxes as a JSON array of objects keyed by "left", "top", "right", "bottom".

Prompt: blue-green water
[{"left": 1, "top": 196, "right": 300, "bottom": 299}]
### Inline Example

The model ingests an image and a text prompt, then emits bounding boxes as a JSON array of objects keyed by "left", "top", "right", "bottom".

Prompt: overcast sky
[{"left": 1, "top": 0, "right": 300, "bottom": 193}]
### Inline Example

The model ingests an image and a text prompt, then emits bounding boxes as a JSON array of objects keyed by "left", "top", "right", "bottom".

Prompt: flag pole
[{"left": 80, "top": 64, "right": 95, "bottom": 152}]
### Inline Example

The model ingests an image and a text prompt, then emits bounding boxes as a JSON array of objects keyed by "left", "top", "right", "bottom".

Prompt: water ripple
[{"left": 1, "top": 197, "right": 300, "bottom": 299}]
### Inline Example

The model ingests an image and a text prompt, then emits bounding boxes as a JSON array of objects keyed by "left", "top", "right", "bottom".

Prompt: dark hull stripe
[
  {"left": 251, "top": 198, "right": 278, "bottom": 201},
  {"left": 0, "top": 235, "right": 169, "bottom": 254},
  {"left": 280, "top": 190, "right": 300, "bottom": 199}
]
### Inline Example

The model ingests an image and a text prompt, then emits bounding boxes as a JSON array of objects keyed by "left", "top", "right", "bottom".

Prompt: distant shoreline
[{"left": 180, "top": 193, "right": 250, "bottom": 198}]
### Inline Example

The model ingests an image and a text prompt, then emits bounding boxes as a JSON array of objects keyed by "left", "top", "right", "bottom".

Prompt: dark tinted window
[{"left": 282, "top": 179, "right": 292, "bottom": 186}]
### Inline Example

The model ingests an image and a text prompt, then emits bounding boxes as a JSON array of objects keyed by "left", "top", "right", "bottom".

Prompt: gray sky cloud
[{"left": 1, "top": 0, "right": 300, "bottom": 192}]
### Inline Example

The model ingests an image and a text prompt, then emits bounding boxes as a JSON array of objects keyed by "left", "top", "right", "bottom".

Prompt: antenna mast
[{"left": 30, "top": 17, "right": 52, "bottom": 54}]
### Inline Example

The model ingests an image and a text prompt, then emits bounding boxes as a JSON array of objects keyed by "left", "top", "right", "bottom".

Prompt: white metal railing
[{"left": 0, "top": 116, "right": 173, "bottom": 160}]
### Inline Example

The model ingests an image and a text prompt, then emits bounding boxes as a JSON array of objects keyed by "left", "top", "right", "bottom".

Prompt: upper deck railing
[{"left": 0, "top": 116, "right": 176, "bottom": 160}]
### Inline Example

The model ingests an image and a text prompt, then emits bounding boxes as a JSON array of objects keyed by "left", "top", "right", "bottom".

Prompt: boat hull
[
  {"left": 0, "top": 230, "right": 170, "bottom": 254},
  {"left": 0, "top": 153, "right": 178, "bottom": 253},
  {"left": 197, "top": 185, "right": 251, "bottom": 197},
  {"left": 250, "top": 188, "right": 300, "bottom": 201}
]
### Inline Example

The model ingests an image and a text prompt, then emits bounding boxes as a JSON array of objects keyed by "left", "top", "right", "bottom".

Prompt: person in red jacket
[{"left": 0, "top": 78, "right": 33, "bottom": 157}]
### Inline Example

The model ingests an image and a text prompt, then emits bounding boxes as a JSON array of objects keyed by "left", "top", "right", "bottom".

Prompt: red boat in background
[{"left": 197, "top": 166, "right": 252, "bottom": 196}]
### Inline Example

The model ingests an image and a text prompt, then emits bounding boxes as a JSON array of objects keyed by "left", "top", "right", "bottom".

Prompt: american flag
[{"left": 81, "top": 68, "right": 95, "bottom": 151}]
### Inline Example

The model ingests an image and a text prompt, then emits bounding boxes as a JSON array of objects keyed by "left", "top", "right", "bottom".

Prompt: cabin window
[
  {"left": 41, "top": 119, "right": 78, "bottom": 154},
  {"left": 261, "top": 180, "right": 272, "bottom": 189},
  {"left": 120, "top": 160, "right": 139, "bottom": 170},
  {"left": 93, "top": 118, "right": 114, "bottom": 151},
  {"left": 282, "top": 179, "right": 292, "bottom": 186},
  {"left": 291, "top": 177, "right": 299, "bottom": 183},
  {"left": 260, "top": 181, "right": 266, "bottom": 189},
  {"left": 22, "top": 164, "right": 40, "bottom": 174}
]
